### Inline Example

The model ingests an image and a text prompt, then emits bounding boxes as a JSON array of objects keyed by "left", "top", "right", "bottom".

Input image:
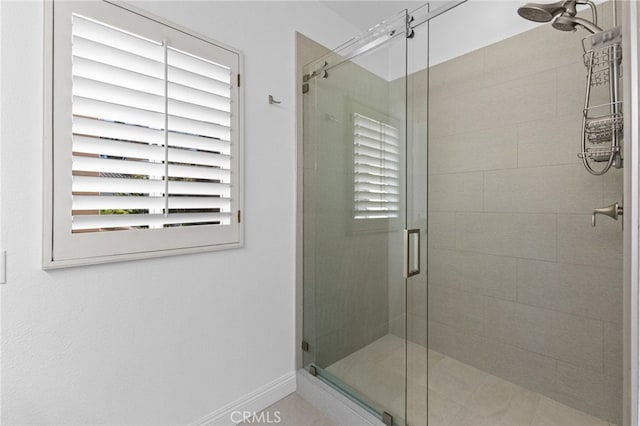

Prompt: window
[
  {"left": 44, "top": 1, "right": 243, "bottom": 267},
  {"left": 353, "top": 113, "right": 400, "bottom": 220}
]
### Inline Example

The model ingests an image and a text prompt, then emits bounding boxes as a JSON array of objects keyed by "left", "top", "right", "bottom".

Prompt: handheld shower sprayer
[
  {"left": 552, "top": 15, "right": 602, "bottom": 33},
  {"left": 517, "top": 0, "right": 600, "bottom": 33}
]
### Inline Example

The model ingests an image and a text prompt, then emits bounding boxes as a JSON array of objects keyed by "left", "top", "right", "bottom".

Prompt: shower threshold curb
[{"left": 296, "top": 369, "right": 384, "bottom": 426}]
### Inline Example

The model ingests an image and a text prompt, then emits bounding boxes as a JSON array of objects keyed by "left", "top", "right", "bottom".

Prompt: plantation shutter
[
  {"left": 46, "top": 0, "right": 242, "bottom": 267},
  {"left": 353, "top": 113, "right": 400, "bottom": 219},
  {"left": 71, "top": 15, "right": 233, "bottom": 232}
]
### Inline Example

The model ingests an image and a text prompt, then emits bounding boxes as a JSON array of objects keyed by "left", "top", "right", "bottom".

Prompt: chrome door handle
[
  {"left": 404, "top": 229, "right": 420, "bottom": 278},
  {"left": 592, "top": 202, "right": 623, "bottom": 226}
]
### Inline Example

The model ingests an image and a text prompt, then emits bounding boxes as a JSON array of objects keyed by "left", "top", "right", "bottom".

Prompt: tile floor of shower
[{"left": 325, "top": 334, "right": 616, "bottom": 426}]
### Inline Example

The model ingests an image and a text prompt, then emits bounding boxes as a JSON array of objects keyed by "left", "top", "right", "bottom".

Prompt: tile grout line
[
  {"left": 602, "top": 320, "right": 606, "bottom": 375},
  {"left": 515, "top": 257, "right": 519, "bottom": 303}
]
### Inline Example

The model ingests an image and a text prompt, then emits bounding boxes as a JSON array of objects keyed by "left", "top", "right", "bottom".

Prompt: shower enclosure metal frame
[{"left": 621, "top": 2, "right": 639, "bottom": 425}]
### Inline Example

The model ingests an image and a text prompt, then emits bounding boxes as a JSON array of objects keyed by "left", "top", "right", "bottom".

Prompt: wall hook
[{"left": 268, "top": 95, "right": 282, "bottom": 105}]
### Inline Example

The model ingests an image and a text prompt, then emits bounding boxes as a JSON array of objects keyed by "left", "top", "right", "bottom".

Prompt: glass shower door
[{"left": 302, "top": 9, "right": 428, "bottom": 425}]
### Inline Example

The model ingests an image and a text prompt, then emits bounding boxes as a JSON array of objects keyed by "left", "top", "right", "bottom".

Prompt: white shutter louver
[
  {"left": 71, "top": 15, "right": 233, "bottom": 232},
  {"left": 353, "top": 113, "right": 400, "bottom": 219}
]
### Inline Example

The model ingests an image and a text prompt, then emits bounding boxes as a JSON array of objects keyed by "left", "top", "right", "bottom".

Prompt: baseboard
[{"left": 191, "top": 371, "right": 297, "bottom": 426}]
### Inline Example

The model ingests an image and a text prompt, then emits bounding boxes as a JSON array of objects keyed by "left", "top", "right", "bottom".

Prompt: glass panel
[
  {"left": 302, "top": 10, "right": 410, "bottom": 424},
  {"left": 406, "top": 11, "right": 429, "bottom": 425}
]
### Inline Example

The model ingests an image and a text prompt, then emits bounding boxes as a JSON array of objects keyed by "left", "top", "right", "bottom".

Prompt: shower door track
[{"left": 410, "top": 0, "right": 467, "bottom": 29}]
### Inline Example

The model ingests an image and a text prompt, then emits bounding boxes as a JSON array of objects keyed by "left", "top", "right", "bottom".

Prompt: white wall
[
  {"left": 0, "top": 1, "right": 358, "bottom": 424},
  {"left": 0, "top": 1, "right": 3, "bottom": 422}
]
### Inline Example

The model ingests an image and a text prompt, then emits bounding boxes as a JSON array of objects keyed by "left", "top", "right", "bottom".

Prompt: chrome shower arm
[
  {"left": 569, "top": 16, "right": 603, "bottom": 33},
  {"left": 577, "top": 0, "right": 598, "bottom": 27}
]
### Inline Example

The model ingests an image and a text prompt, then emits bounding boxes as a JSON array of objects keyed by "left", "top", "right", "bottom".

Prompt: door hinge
[
  {"left": 237, "top": 210, "right": 241, "bottom": 223},
  {"left": 302, "top": 83, "right": 309, "bottom": 94},
  {"left": 301, "top": 341, "right": 309, "bottom": 352},
  {"left": 382, "top": 412, "right": 393, "bottom": 426},
  {"left": 237, "top": 74, "right": 241, "bottom": 87}
]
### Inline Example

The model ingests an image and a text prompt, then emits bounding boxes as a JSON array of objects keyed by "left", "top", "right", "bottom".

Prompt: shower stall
[{"left": 299, "top": 1, "right": 627, "bottom": 425}]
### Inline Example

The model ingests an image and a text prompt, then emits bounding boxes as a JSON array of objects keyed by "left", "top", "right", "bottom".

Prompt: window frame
[{"left": 43, "top": 0, "right": 244, "bottom": 268}]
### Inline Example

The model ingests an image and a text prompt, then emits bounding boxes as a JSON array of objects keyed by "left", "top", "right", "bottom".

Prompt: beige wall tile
[
  {"left": 409, "top": 278, "right": 427, "bottom": 318},
  {"left": 429, "top": 47, "right": 486, "bottom": 97},
  {"left": 555, "top": 61, "right": 586, "bottom": 117},
  {"left": 556, "top": 61, "right": 609, "bottom": 117},
  {"left": 603, "top": 371, "right": 624, "bottom": 425},
  {"left": 428, "top": 212, "right": 456, "bottom": 249},
  {"left": 484, "top": 297, "right": 603, "bottom": 372},
  {"left": 557, "top": 214, "right": 623, "bottom": 268},
  {"left": 304, "top": 49, "right": 403, "bottom": 368},
  {"left": 483, "top": 24, "right": 583, "bottom": 88},
  {"left": 428, "top": 93, "right": 457, "bottom": 138},
  {"left": 428, "top": 249, "right": 517, "bottom": 300},
  {"left": 603, "top": 167, "right": 624, "bottom": 206},
  {"left": 455, "top": 69, "right": 556, "bottom": 134},
  {"left": 428, "top": 285, "right": 486, "bottom": 336},
  {"left": 428, "top": 320, "right": 458, "bottom": 358},
  {"left": 423, "top": 2, "right": 621, "bottom": 421},
  {"left": 410, "top": 124, "right": 429, "bottom": 176},
  {"left": 517, "top": 259, "right": 622, "bottom": 323},
  {"left": 410, "top": 173, "right": 428, "bottom": 218},
  {"left": 517, "top": 114, "right": 583, "bottom": 168},
  {"left": 429, "top": 172, "right": 484, "bottom": 212},
  {"left": 595, "top": 0, "right": 615, "bottom": 28},
  {"left": 484, "top": 164, "right": 602, "bottom": 214},
  {"left": 315, "top": 294, "right": 347, "bottom": 336},
  {"left": 455, "top": 212, "right": 556, "bottom": 261},
  {"left": 454, "top": 332, "right": 557, "bottom": 396},
  {"left": 604, "top": 321, "right": 623, "bottom": 380},
  {"left": 389, "top": 313, "right": 405, "bottom": 341},
  {"left": 315, "top": 330, "right": 343, "bottom": 367},
  {"left": 428, "top": 126, "right": 518, "bottom": 174},
  {"left": 407, "top": 313, "right": 427, "bottom": 347}
]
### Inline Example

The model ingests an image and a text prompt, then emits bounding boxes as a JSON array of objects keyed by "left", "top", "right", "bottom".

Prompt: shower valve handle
[{"left": 592, "top": 202, "right": 622, "bottom": 227}]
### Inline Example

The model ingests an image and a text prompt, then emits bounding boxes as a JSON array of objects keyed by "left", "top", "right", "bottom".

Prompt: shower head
[
  {"left": 552, "top": 15, "right": 603, "bottom": 33},
  {"left": 518, "top": 0, "right": 601, "bottom": 34},
  {"left": 517, "top": 0, "right": 571, "bottom": 22}
]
